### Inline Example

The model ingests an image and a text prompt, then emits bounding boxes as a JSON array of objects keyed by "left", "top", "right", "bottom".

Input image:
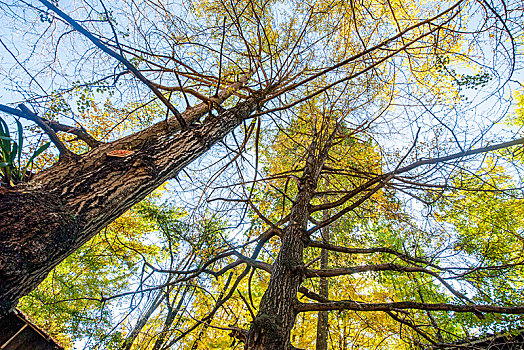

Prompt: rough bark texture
[
  {"left": 0, "top": 190, "right": 80, "bottom": 314},
  {"left": 245, "top": 138, "right": 326, "bottom": 350},
  {"left": 315, "top": 203, "right": 329, "bottom": 350},
  {"left": 244, "top": 225, "right": 305, "bottom": 350},
  {"left": 0, "top": 98, "right": 258, "bottom": 315}
]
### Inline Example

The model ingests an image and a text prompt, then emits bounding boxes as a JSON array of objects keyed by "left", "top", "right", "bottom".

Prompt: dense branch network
[{"left": 0, "top": 0, "right": 523, "bottom": 349}]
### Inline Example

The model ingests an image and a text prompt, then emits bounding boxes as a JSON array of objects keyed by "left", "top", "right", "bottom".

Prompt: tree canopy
[{"left": 1, "top": 0, "right": 524, "bottom": 349}]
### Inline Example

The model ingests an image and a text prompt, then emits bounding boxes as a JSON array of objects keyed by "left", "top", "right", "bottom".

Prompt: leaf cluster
[{"left": 0, "top": 116, "right": 49, "bottom": 187}]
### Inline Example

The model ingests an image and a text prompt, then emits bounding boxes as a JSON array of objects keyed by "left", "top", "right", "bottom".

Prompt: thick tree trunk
[
  {"left": 315, "top": 204, "right": 329, "bottom": 350},
  {"left": 0, "top": 98, "right": 257, "bottom": 315},
  {"left": 244, "top": 224, "right": 305, "bottom": 350},
  {"left": 245, "top": 136, "right": 326, "bottom": 350}
]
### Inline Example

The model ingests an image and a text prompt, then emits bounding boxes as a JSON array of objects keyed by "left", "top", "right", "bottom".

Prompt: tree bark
[
  {"left": 245, "top": 136, "right": 326, "bottom": 350},
  {"left": 0, "top": 98, "right": 258, "bottom": 315},
  {"left": 315, "top": 195, "right": 329, "bottom": 350},
  {"left": 244, "top": 223, "right": 306, "bottom": 350}
]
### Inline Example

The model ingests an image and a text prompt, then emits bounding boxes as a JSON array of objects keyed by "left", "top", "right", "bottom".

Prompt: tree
[
  {"left": 17, "top": 199, "right": 164, "bottom": 349},
  {"left": 0, "top": 0, "right": 258, "bottom": 315},
  {"left": 1, "top": 0, "right": 524, "bottom": 348},
  {"left": 241, "top": 106, "right": 524, "bottom": 349}
]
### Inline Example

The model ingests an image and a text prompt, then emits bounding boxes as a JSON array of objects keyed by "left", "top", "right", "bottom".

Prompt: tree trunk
[
  {"left": 315, "top": 201, "right": 329, "bottom": 350},
  {"left": 152, "top": 285, "right": 189, "bottom": 350},
  {"left": 244, "top": 224, "right": 306, "bottom": 350},
  {"left": 245, "top": 136, "right": 326, "bottom": 350},
  {"left": 122, "top": 289, "right": 165, "bottom": 350},
  {"left": 0, "top": 98, "right": 257, "bottom": 315}
]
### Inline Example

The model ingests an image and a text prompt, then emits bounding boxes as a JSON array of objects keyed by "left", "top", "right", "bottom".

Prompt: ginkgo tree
[
  {"left": 93, "top": 94, "right": 524, "bottom": 349},
  {"left": 193, "top": 99, "right": 524, "bottom": 349},
  {"left": 1, "top": 0, "right": 524, "bottom": 349}
]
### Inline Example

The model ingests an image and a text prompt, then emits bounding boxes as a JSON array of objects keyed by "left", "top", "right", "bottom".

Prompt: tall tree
[{"left": 1, "top": 1, "right": 524, "bottom": 348}]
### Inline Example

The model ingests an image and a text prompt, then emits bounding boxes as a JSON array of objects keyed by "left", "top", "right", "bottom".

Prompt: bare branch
[
  {"left": 38, "top": 0, "right": 188, "bottom": 129},
  {"left": 297, "top": 301, "right": 524, "bottom": 315}
]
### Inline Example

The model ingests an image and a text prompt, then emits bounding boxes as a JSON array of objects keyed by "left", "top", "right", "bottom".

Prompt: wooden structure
[{"left": 0, "top": 309, "right": 63, "bottom": 350}]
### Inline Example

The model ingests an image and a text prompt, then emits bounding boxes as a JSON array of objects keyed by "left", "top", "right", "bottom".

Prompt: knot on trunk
[
  {"left": 0, "top": 189, "right": 79, "bottom": 315},
  {"left": 291, "top": 264, "right": 307, "bottom": 282},
  {"left": 252, "top": 313, "right": 282, "bottom": 334},
  {"left": 228, "top": 326, "right": 248, "bottom": 343},
  {"left": 246, "top": 313, "right": 285, "bottom": 349}
]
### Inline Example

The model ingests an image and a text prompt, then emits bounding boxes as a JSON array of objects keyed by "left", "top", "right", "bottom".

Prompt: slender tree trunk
[
  {"left": 122, "top": 290, "right": 166, "bottom": 350},
  {"left": 152, "top": 285, "right": 189, "bottom": 350},
  {"left": 0, "top": 98, "right": 258, "bottom": 315},
  {"left": 244, "top": 188, "right": 313, "bottom": 349},
  {"left": 244, "top": 201, "right": 307, "bottom": 350}
]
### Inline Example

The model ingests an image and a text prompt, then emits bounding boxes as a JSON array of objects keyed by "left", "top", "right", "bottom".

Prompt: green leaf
[
  {"left": 15, "top": 119, "right": 23, "bottom": 166},
  {"left": 0, "top": 117, "right": 11, "bottom": 157},
  {"left": 29, "top": 142, "right": 50, "bottom": 162},
  {"left": 9, "top": 141, "right": 18, "bottom": 165},
  {"left": 0, "top": 116, "right": 10, "bottom": 139},
  {"left": 22, "top": 142, "right": 50, "bottom": 178}
]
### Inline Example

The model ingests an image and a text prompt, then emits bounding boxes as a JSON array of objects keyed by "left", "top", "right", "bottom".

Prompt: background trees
[{"left": 1, "top": 0, "right": 524, "bottom": 348}]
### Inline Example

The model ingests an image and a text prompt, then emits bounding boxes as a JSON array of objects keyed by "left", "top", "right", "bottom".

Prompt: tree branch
[
  {"left": 44, "top": 119, "right": 101, "bottom": 148},
  {"left": 17, "top": 104, "right": 73, "bottom": 159},
  {"left": 38, "top": 0, "right": 188, "bottom": 129},
  {"left": 296, "top": 301, "right": 524, "bottom": 314},
  {"left": 0, "top": 103, "right": 101, "bottom": 150},
  {"left": 307, "top": 241, "right": 436, "bottom": 268},
  {"left": 305, "top": 263, "right": 472, "bottom": 303}
]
